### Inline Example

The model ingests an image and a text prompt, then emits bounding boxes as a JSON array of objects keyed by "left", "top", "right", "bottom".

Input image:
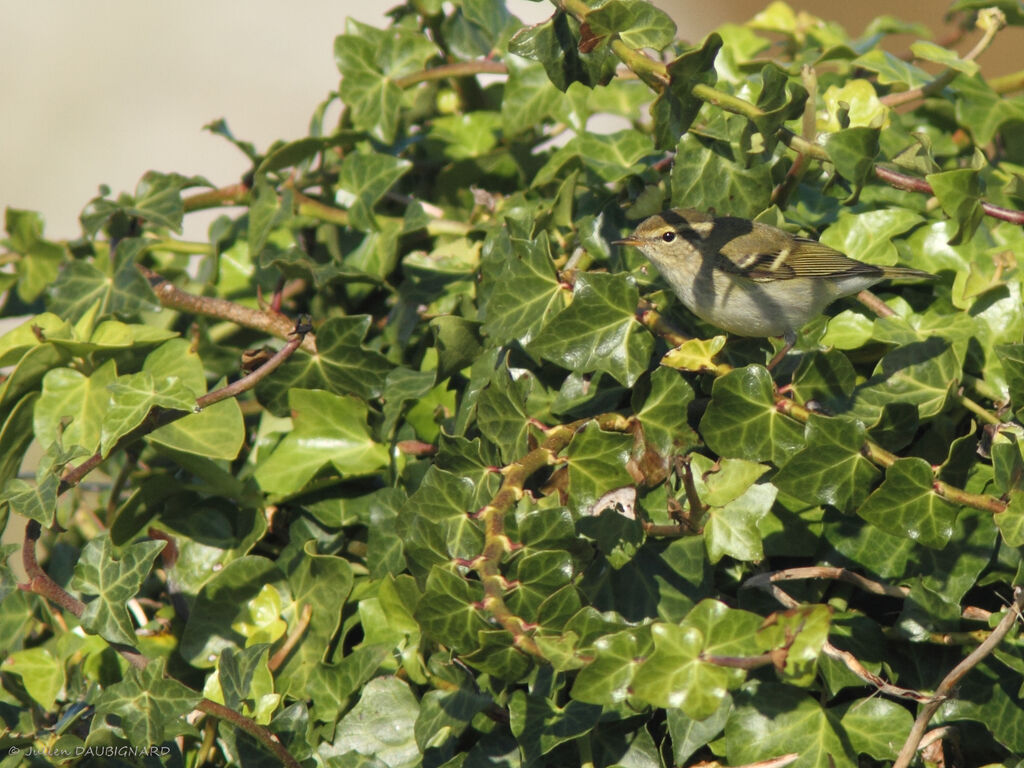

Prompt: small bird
[{"left": 615, "top": 208, "right": 935, "bottom": 367}]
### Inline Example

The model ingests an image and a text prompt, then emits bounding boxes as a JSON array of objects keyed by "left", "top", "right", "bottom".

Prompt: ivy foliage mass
[{"left": 4, "top": 0, "right": 1024, "bottom": 766}]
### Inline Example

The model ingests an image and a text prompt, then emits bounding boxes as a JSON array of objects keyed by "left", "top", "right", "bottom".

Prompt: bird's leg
[{"left": 766, "top": 330, "right": 797, "bottom": 371}]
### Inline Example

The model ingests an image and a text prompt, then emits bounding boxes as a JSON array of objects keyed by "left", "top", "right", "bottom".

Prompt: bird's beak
[{"left": 613, "top": 237, "right": 640, "bottom": 246}]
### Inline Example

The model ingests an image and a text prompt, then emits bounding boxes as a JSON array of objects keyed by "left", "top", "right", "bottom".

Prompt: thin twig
[
  {"left": 59, "top": 324, "right": 308, "bottom": 494},
  {"left": 881, "top": 7, "right": 1006, "bottom": 108},
  {"left": 139, "top": 265, "right": 318, "bottom": 354},
  {"left": 744, "top": 566, "right": 910, "bottom": 599},
  {"left": 893, "top": 587, "right": 1024, "bottom": 768}
]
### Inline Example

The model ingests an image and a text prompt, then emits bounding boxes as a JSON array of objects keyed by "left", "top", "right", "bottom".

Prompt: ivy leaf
[
  {"left": 93, "top": 658, "right": 200, "bottom": 744},
  {"left": 501, "top": 55, "right": 566, "bottom": 136},
  {"left": 337, "top": 151, "right": 412, "bottom": 232},
  {"left": 910, "top": 40, "right": 978, "bottom": 76},
  {"left": 253, "top": 389, "right": 388, "bottom": 496},
  {"left": 749, "top": 63, "right": 808, "bottom": 143},
  {"left": 651, "top": 34, "right": 722, "bottom": 150},
  {"left": 825, "top": 126, "right": 880, "bottom": 202},
  {"left": 508, "top": 11, "right": 617, "bottom": 91},
  {"left": 632, "top": 366, "right": 697, "bottom": 455},
  {"left": 757, "top": 604, "right": 831, "bottom": 687},
  {"left": 630, "top": 622, "right": 742, "bottom": 718},
  {"left": 330, "top": 677, "right": 420, "bottom": 768},
  {"left": 584, "top": 0, "right": 677, "bottom": 51},
  {"left": 818, "top": 208, "right": 925, "bottom": 265},
  {"left": 926, "top": 168, "right": 984, "bottom": 245},
  {"left": 415, "top": 566, "right": 489, "bottom": 653},
  {"left": 256, "top": 316, "right": 393, "bottom": 416},
  {"left": 725, "top": 682, "right": 848, "bottom": 766},
  {"left": 475, "top": 363, "right": 532, "bottom": 464},
  {"left": 508, "top": 692, "right": 602, "bottom": 765},
  {"left": 671, "top": 118, "right": 772, "bottom": 218},
  {"left": 398, "top": 466, "right": 483, "bottom": 573},
  {"left": 79, "top": 171, "right": 210, "bottom": 235},
  {"left": 953, "top": 73, "right": 1024, "bottom": 146},
  {"left": 570, "top": 626, "right": 652, "bottom": 705},
  {"left": 528, "top": 272, "right": 653, "bottom": 387},
  {"left": 70, "top": 534, "right": 166, "bottom": 646},
  {"left": 773, "top": 415, "right": 881, "bottom": 513},
  {"left": 667, "top": 698, "right": 731, "bottom": 766},
  {"left": 838, "top": 698, "right": 913, "bottom": 761},
  {"left": 0, "top": 474, "right": 58, "bottom": 527},
  {"left": 2, "top": 648, "right": 64, "bottom": 711},
  {"left": 852, "top": 49, "right": 930, "bottom": 90},
  {"left": 147, "top": 395, "right": 245, "bottom": 460},
  {"left": 33, "top": 362, "right": 116, "bottom": 455},
  {"left": 3, "top": 208, "right": 66, "bottom": 303},
  {"left": 996, "top": 492, "right": 1024, "bottom": 547},
  {"left": 700, "top": 365, "right": 805, "bottom": 465},
  {"left": 856, "top": 457, "right": 960, "bottom": 548},
  {"left": 847, "top": 337, "right": 961, "bottom": 425},
  {"left": 704, "top": 481, "right": 777, "bottom": 563},
  {"left": 334, "top": 21, "right": 438, "bottom": 143},
  {"left": 481, "top": 229, "right": 566, "bottom": 347},
  {"left": 565, "top": 421, "right": 637, "bottom": 516},
  {"left": 49, "top": 250, "right": 160, "bottom": 323},
  {"left": 100, "top": 370, "right": 196, "bottom": 456}
]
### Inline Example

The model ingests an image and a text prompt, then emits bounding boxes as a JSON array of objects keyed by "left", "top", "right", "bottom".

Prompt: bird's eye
[{"left": 661, "top": 231, "right": 676, "bottom": 243}]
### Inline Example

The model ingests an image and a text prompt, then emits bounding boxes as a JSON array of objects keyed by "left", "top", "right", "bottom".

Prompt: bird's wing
[{"left": 717, "top": 236, "right": 882, "bottom": 282}]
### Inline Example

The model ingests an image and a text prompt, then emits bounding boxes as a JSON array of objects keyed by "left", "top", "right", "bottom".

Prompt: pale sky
[{"left": 0, "top": 0, "right": 976, "bottom": 242}]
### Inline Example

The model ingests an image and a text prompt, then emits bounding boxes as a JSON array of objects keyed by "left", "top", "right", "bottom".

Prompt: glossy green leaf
[
  {"left": 334, "top": 21, "right": 438, "bottom": 143},
  {"left": 570, "top": 626, "right": 652, "bottom": 705},
  {"left": 528, "top": 272, "right": 653, "bottom": 386},
  {"left": 70, "top": 534, "right": 166, "bottom": 646},
  {"left": 100, "top": 370, "right": 196, "bottom": 456},
  {"left": 4, "top": 208, "right": 66, "bottom": 303},
  {"left": 704, "top": 481, "right": 777, "bottom": 563},
  {"left": 254, "top": 389, "right": 387, "bottom": 496},
  {"left": 585, "top": 0, "right": 676, "bottom": 51},
  {"left": 501, "top": 54, "right": 566, "bottom": 136},
  {"left": 773, "top": 415, "right": 881, "bottom": 512},
  {"left": 652, "top": 34, "right": 721, "bottom": 150},
  {"left": 671, "top": 118, "right": 772, "bottom": 217},
  {"left": 508, "top": 11, "right": 617, "bottom": 91},
  {"left": 847, "top": 337, "right": 960, "bottom": 425},
  {"left": 415, "top": 566, "right": 488, "bottom": 653},
  {"left": 910, "top": 40, "right": 978, "bottom": 76},
  {"left": 838, "top": 697, "right": 913, "bottom": 760},
  {"left": 256, "top": 316, "right": 393, "bottom": 415},
  {"left": 481, "top": 229, "right": 565, "bottom": 347},
  {"left": 632, "top": 366, "right": 697, "bottom": 455},
  {"left": 856, "top": 457, "right": 959, "bottom": 548},
  {"left": 330, "top": 676, "right": 420, "bottom": 768},
  {"left": 700, "top": 365, "right": 805, "bottom": 465},
  {"left": 726, "top": 682, "right": 848, "bottom": 768},
  {"left": 2, "top": 648, "right": 64, "bottom": 710},
  {"left": 825, "top": 126, "right": 880, "bottom": 201},
  {"left": 926, "top": 168, "right": 984, "bottom": 244},
  {"left": 49, "top": 254, "right": 160, "bottom": 323},
  {"left": 93, "top": 658, "right": 201, "bottom": 744},
  {"left": 508, "top": 692, "right": 601, "bottom": 764},
  {"left": 338, "top": 151, "right": 412, "bottom": 232},
  {"left": 180, "top": 556, "right": 288, "bottom": 668},
  {"left": 952, "top": 73, "right": 1024, "bottom": 146},
  {"left": 852, "top": 49, "right": 930, "bottom": 89},
  {"left": 630, "top": 622, "right": 739, "bottom": 718},
  {"left": 818, "top": 208, "right": 925, "bottom": 265}
]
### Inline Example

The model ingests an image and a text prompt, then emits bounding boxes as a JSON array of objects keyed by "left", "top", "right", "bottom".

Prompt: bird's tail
[{"left": 881, "top": 265, "right": 935, "bottom": 280}]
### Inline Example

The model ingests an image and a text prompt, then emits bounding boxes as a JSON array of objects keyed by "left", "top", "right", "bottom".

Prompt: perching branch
[{"left": 893, "top": 587, "right": 1024, "bottom": 768}]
